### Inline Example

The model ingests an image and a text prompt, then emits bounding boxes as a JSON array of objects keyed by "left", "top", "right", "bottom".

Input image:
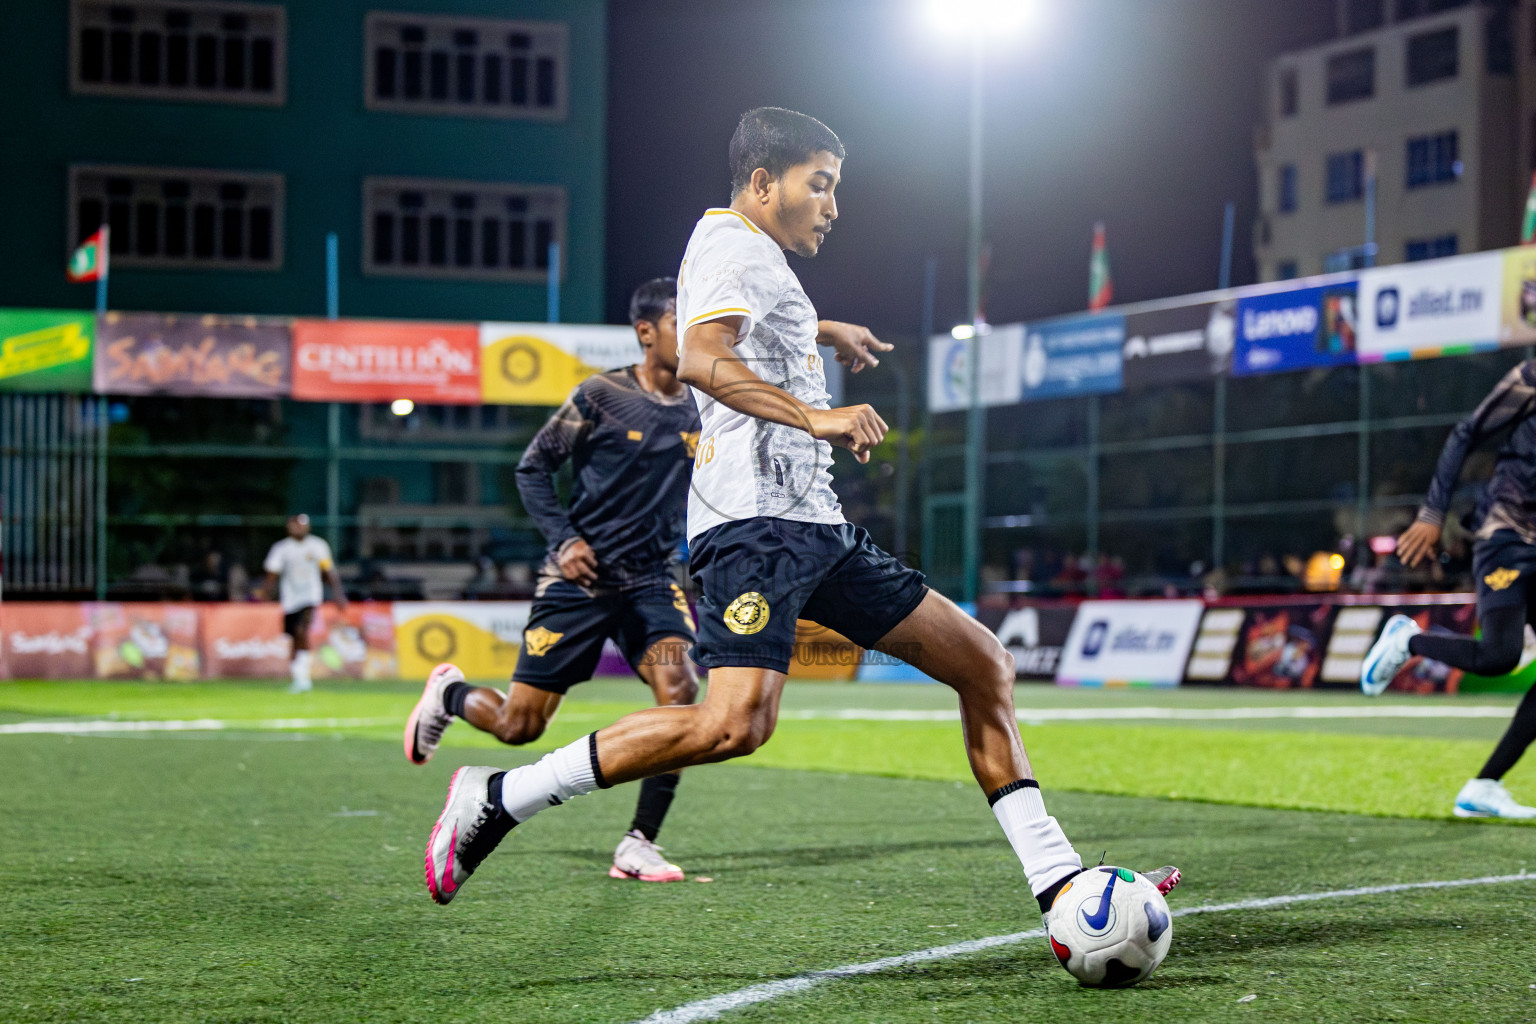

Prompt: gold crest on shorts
[
  {"left": 1484, "top": 567, "right": 1521, "bottom": 592},
  {"left": 524, "top": 626, "right": 564, "bottom": 656},
  {"left": 724, "top": 592, "right": 770, "bottom": 635}
]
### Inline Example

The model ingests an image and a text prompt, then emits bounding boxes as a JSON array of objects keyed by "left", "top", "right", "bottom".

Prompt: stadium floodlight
[
  {"left": 390, "top": 399, "right": 415, "bottom": 417},
  {"left": 922, "top": 0, "right": 1043, "bottom": 39},
  {"left": 950, "top": 324, "right": 976, "bottom": 340}
]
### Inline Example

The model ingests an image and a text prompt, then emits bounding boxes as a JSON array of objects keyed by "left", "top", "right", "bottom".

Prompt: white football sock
[
  {"left": 992, "top": 783, "right": 1083, "bottom": 897},
  {"left": 291, "top": 650, "right": 312, "bottom": 688},
  {"left": 499, "top": 734, "right": 603, "bottom": 822}
]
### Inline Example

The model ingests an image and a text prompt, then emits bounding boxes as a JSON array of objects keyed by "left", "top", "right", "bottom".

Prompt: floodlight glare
[
  {"left": 951, "top": 324, "right": 976, "bottom": 340},
  {"left": 390, "top": 398, "right": 415, "bottom": 416},
  {"left": 923, "top": 0, "right": 1042, "bottom": 38}
]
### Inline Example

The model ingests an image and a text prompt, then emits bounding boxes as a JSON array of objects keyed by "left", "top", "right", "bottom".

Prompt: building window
[
  {"left": 1405, "top": 234, "right": 1458, "bottom": 261},
  {"left": 1276, "top": 260, "right": 1299, "bottom": 280},
  {"left": 1326, "top": 47, "right": 1375, "bottom": 104},
  {"left": 363, "top": 177, "right": 565, "bottom": 282},
  {"left": 365, "top": 12, "right": 567, "bottom": 120},
  {"left": 1325, "top": 247, "right": 1373, "bottom": 272},
  {"left": 1278, "top": 164, "right": 1299, "bottom": 213},
  {"left": 1406, "top": 26, "right": 1459, "bottom": 85},
  {"left": 1278, "top": 67, "right": 1298, "bottom": 116},
  {"left": 1406, "top": 131, "right": 1460, "bottom": 187},
  {"left": 1345, "top": 0, "right": 1385, "bottom": 34},
  {"left": 1325, "top": 151, "right": 1364, "bottom": 203},
  {"left": 70, "top": 165, "right": 283, "bottom": 270},
  {"left": 71, "top": 0, "right": 285, "bottom": 105}
]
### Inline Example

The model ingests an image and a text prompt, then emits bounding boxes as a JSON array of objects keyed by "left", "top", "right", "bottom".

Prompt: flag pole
[{"left": 95, "top": 226, "right": 109, "bottom": 314}]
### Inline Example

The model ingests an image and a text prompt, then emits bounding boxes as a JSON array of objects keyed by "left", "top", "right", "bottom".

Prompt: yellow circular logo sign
[{"left": 724, "top": 592, "right": 770, "bottom": 635}]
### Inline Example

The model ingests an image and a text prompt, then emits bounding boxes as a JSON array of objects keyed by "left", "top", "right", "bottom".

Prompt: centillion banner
[{"left": 480, "top": 322, "right": 640, "bottom": 405}]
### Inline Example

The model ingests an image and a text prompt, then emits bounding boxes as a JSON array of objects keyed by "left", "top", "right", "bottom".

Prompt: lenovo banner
[
  {"left": 1020, "top": 314, "right": 1123, "bottom": 402},
  {"left": 1121, "top": 300, "right": 1235, "bottom": 388},
  {"left": 1233, "top": 282, "right": 1359, "bottom": 376},
  {"left": 291, "top": 320, "right": 480, "bottom": 402},
  {"left": 481, "top": 322, "right": 640, "bottom": 405},
  {"left": 94, "top": 312, "right": 291, "bottom": 397},
  {"left": 1358, "top": 251, "right": 1502, "bottom": 359},
  {"left": 1056, "top": 599, "right": 1203, "bottom": 686}
]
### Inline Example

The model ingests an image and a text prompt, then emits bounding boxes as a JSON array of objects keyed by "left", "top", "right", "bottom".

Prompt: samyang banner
[
  {"left": 94, "top": 312, "right": 291, "bottom": 397},
  {"left": 480, "top": 322, "right": 641, "bottom": 405},
  {"left": 1120, "top": 300, "right": 1235, "bottom": 388},
  {"left": 1232, "top": 281, "right": 1360, "bottom": 376},
  {"left": 291, "top": 319, "right": 480, "bottom": 402},
  {"left": 0, "top": 309, "right": 94, "bottom": 392}
]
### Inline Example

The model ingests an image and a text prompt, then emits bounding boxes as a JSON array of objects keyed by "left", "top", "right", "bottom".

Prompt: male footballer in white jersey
[
  {"left": 261, "top": 514, "right": 346, "bottom": 693},
  {"left": 420, "top": 107, "right": 1180, "bottom": 940}
]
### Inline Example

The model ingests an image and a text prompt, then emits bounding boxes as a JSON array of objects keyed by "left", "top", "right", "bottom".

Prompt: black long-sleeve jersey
[
  {"left": 1418, "top": 360, "right": 1536, "bottom": 543},
  {"left": 515, "top": 366, "right": 700, "bottom": 587}
]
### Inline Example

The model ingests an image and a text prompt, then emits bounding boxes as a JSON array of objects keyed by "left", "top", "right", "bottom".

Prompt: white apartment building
[{"left": 1254, "top": 0, "right": 1534, "bottom": 281}]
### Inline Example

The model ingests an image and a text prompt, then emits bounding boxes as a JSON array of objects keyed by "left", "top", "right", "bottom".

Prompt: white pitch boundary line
[
  {"left": 0, "top": 716, "right": 395, "bottom": 735},
  {"left": 631, "top": 871, "right": 1536, "bottom": 1024},
  {"left": 784, "top": 705, "right": 1518, "bottom": 723}
]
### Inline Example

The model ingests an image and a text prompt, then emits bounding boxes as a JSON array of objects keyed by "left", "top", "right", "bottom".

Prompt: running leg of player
[
  {"left": 424, "top": 663, "right": 783, "bottom": 903},
  {"left": 611, "top": 636, "right": 699, "bottom": 882},
  {"left": 403, "top": 661, "right": 564, "bottom": 765},
  {"left": 871, "top": 589, "right": 1180, "bottom": 914},
  {"left": 286, "top": 608, "right": 314, "bottom": 694}
]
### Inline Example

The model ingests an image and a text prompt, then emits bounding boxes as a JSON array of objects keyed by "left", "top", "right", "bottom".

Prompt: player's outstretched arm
[
  {"left": 816, "top": 320, "right": 892, "bottom": 374},
  {"left": 679, "top": 318, "right": 889, "bottom": 463}
]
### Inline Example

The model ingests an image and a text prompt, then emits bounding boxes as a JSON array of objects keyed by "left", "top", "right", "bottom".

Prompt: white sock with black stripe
[
  {"left": 989, "top": 779, "right": 1083, "bottom": 907},
  {"left": 498, "top": 733, "right": 609, "bottom": 822}
]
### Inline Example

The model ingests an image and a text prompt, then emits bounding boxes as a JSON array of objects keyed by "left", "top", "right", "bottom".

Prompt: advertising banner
[
  {"left": 1121, "top": 300, "right": 1235, "bottom": 388},
  {"left": 1186, "top": 602, "right": 1336, "bottom": 688},
  {"left": 1233, "top": 282, "right": 1359, "bottom": 376},
  {"left": 291, "top": 320, "right": 480, "bottom": 403},
  {"left": 0, "top": 309, "right": 94, "bottom": 392},
  {"left": 88, "top": 603, "right": 201, "bottom": 680},
  {"left": 1322, "top": 602, "right": 1474, "bottom": 693},
  {"left": 1020, "top": 314, "right": 1123, "bottom": 402},
  {"left": 94, "top": 313, "right": 291, "bottom": 397},
  {"left": 1498, "top": 245, "right": 1536, "bottom": 345},
  {"left": 1055, "top": 599, "right": 1203, "bottom": 686},
  {"left": 394, "top": 601, "right": 531, "bottom": 681},
  {"left": 306, "top": 603, "right": 397, "bottom": 679},
  {"left": 2, "top": 603, "right": 94, "bottom": 679},
  {"left": 926, "top": 325, "right": 1024, "bottom": 413},
  {"left": 480, "top": 322, "right": 640, "bottom": 405},
  {"left": 976, "top": 598, "right": 1079, "bottom": 681},
  {"left": 200, "top": 603, "right": 289, "bottom": 678},
  {"left": 1358, "top": 251, "right": 1502, "bottom": 359}
]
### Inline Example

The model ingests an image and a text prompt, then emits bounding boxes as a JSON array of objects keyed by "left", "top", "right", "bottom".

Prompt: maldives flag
[
  {"left": 1087, "top": 222, "right": 1112, "bottom": 310},
  {"left": 67, "top": 227, "right": 108, "bottom": 282},
  {"left": 1523, "top": 172, "right": 1536, "bottom": 245}
]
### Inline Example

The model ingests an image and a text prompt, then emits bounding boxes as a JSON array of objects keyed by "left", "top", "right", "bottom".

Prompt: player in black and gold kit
[{"left": 404, "top": 278, "right": 704, "bottom": 881}]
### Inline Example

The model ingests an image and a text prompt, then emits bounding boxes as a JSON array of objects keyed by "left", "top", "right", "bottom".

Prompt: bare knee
[
  {"left": 651, "top": 668, "right": 699, "bottom": 707},
  {"left": 492, "top": 713, "right": 549, "bottom": 746},
  {"left": 695, "top": 713, "right": 774, "bottom": 761}
]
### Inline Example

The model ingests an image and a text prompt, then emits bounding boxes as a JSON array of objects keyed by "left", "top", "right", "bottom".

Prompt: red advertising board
[
  {"left": 201, "top": 603, "right": 289, "bottom": 678},
  {"left": 291, "top": 320, "right": 479, "bottom": 402},
  {"left": 305, "top": 603, "right": 398, "bottom": 679},
  {"left": 3, "top": 603, "right": 93, "bottom": 679},
  {"left": 87, "top": 603, "right": 201, "bottom": 680}
]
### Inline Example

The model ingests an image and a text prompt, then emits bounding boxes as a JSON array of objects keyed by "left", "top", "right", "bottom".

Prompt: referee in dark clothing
[{"left": 1361, "top": 359, "right": 1536, "bottom": 818}]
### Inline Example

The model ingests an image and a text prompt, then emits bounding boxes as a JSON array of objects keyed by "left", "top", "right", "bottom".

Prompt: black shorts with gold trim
[
  {"left": 1473, "top": 530, "right": 1536, "bottom": 611},
  {"left": 689, "top": 516, "right": 928, "bottom": 674},
  {"left": 511, "top": 575, "right": 696, "bottom": 694}
]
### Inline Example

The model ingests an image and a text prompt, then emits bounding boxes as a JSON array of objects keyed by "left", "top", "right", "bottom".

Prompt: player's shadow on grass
[{"left": 538, "top": 836, "right": 1001, "bottom": 871}]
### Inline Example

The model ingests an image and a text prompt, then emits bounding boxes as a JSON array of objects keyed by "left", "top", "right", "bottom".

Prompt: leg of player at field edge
[{"left": 628, "top": 636, "right": 699, "bottom": 841}]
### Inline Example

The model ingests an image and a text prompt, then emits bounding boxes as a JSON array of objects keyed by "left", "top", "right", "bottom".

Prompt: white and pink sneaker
[
  {"left": 610, "top": 830, "right": 685, "bottom": 883},
  {"left": 405, "top": 662, "right": 461, "bottom": 765}
]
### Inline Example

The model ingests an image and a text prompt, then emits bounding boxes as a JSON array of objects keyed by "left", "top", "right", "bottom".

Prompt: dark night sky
[{"left": 604, "top": 0, "right": 1337, "bottom": 335}]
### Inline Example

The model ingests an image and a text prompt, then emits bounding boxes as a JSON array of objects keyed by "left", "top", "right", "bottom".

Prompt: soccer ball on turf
[{"left": 1045, "top": 865, "right": 1173, "bottom": 988}]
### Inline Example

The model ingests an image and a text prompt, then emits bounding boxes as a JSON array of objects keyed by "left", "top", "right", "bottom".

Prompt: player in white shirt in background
[{"left": 262, "top": 514, "right": 347, "bottom": 693}]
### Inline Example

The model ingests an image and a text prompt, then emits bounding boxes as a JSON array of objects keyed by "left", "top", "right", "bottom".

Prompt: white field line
[
  {"left": 0, "top": 716, "right": 395, "bottom": 735},
  {"left": 632, "top": 871, "right": 1536, "bottom": 1024},
  {"left": 784, "top": 705, "right": 1518, "bottom": 723}
]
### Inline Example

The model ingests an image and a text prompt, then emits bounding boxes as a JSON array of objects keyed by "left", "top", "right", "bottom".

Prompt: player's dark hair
[
  {"left": 729, "top": 107, "right": 846, "bottom": 198},
  {"left": 628, "top": 277, "right": 677, "bottom": 325}
]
